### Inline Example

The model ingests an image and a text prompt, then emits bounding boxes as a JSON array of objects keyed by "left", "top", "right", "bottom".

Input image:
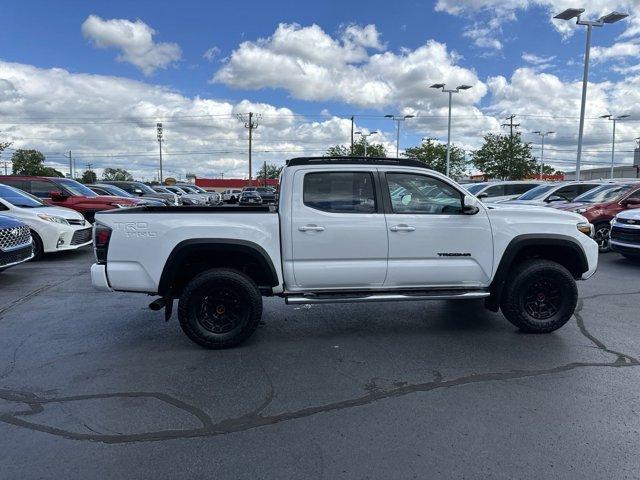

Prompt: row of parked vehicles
[{"left": 220, "top": 186, "right": 278, "bottom": 205}]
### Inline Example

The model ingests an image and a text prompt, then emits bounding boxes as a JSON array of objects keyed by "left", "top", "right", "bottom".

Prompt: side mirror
[
  {"left": 546, "top": 195, "right": 565, "bottom": 203},
  {"left": 50, "top": 190, "right": 67, "bottom": 201},
  {"left": 621, "top": 197, "right": 640, "bottom": 207},
  {"left": 463, "top": 195, "right": 480, "bottom": 215},
  {"left": 476, "top": 192, "right": 488, "bottom": 199},
  {"left": 133, "top": 188, "right": 144, "bottom": 196}
]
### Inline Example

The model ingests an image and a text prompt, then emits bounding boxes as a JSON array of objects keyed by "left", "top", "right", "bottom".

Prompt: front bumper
[
  {"left": 91, "top": 263, "right": 112, "bottom": 291},
  {"left": 41, "top": 223, "right": 93, "bottom": 253}
]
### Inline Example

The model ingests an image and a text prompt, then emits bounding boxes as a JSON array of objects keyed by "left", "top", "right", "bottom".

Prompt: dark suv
[
  {"left": 0, "top": 176, "right": 139, "bottom": 222},
  {"left": 101, "top": 181, "right": 177, "bottom": 205},
  {"left": 0, "top": 214, "right": 33, "bottom": 270}
]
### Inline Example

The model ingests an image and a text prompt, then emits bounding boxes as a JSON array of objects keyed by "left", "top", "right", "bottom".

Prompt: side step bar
[{"left": 285, "top": 290, "right": 489, "bottom": 305}]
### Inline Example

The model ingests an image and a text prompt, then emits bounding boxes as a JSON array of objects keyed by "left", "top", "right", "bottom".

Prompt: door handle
[
  {"left": 390, "top": 224, "right": 416, "bottom": 232},
  {"left": 299, "top": 224, "right": 325, "bottom": 232}
]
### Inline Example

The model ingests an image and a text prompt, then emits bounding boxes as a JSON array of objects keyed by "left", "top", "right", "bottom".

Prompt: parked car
[
  {"left": 551, "top": 182, "right": 640, "bottom": 252},
  {"left": 238, "top": 190, "right": 263, "bottom": 205},
  {"left": 254, "top": 187, "right": 277, "bottom": 204},
  {"left": 176, "top": 184, "right": 222, "bottom": 205},
  {"left": 0, "top": 214, "right": 33, "bottom": 271},
  {"left": 87, "top": 184, "right": 168, "bottom": 207},
  {"left": 610, "top": 209, "right": 640, "bottom": 260},
  {"left": 162, "top": 185, "right": 209, "bottom": 205},
  {"left": 504, "top": 181, "right": 607, "bottom": 205},
  {"left": 101, "top": 181, "right": 178, "bottom": 205},
  {"left": 0, "top": 176, "right": 138, "bottom": 222},
  {"left": 0, "top": 184, "right": 92, "bottom": 259},
  {"left": 222, "top": 189, "right": 242, "bottom": 203},
  {"left": 464, "top": 181, "right": 544, "bottom": 203},
  {"left": 91, "top": 156, "right": 597, "bottom": 349}
]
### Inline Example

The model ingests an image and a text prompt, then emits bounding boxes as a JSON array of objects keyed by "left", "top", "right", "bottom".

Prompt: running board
[{"left": 285, "top": 290, "right": 489, "bottom": 305}]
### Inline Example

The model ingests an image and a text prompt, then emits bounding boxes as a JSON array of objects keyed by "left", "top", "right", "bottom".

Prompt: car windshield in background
[
  {"left": 134, "top": 183, "right": 157, "bottom": 195},
  {"left": 57, "top": 179, "right": 98, "bottom": 197},
  {"left": 465, "top": 183, "right": 487, "bottom": 194},
  {"left": 97, "top": 185, "right": 134, "bottom": 197},
  {"left": 154, "top": 186, "right": 172, "bottom": 194},
  {"left": 0, "top": 184, "right": 45, "bottom": 208},
  {"left": 516, "top": 183, "right": 557, "bottom": 200},
  {"left": 573, "top": 184, "right": 636, "bottom": 203}
]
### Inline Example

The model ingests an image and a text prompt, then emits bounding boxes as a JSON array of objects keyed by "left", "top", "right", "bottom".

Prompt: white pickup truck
[{"left": 91, "top": 157, "right": 598, "bottom": 349}]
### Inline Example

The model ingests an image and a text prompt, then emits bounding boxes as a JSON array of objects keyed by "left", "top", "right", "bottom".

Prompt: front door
[
  {"left": 290, "top": 169, "right": 388, "bottom": 290},
  {"left": 382, "top": 171, "right": 493, "bottom": 288}
]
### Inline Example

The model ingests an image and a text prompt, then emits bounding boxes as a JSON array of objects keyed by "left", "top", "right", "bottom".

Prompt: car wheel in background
[
  {"left": 500, "top": 259, "right": 578, "bottom": 333},
  {"left": 178, "top": 268, "right": 262, "bottom": 349},
  {"left": 30, "top": 230, "right": 44, "bottom": 261},
  {"left": 593, "top": 222, "right": 611, "bottom": 253}
]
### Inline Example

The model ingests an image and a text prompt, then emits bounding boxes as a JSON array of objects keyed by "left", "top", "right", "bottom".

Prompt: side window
[
  {"left": 118, "top": 184, "right": 134, "bottom": 194},
  {"left": 506, "top": 184, "right": 535, "bottom": 195},
  {"left": 482, "top": 184, "right": 506, "bottom": 197},
  {"left": 626, "top": 188, "right": 640, "bottom": 199},
  {"left": 556, "top": 185, "right": 578, "bottom": 200},
  {"left": 386, "top": 173, "right": 463, "bottom": 214},
  {"left": 303, "top": 172, "right": 376, "bottom": 213},
  {"left": 1, "top": 179, "right": 26, "bottom": 190},
  {"left": 29, "top": 180, "right": 54, "bottom": 198}
]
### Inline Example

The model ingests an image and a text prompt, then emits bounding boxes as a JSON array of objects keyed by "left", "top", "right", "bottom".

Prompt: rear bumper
[{"left": 91, "top": 263, "right": 112, "bottom": 291}]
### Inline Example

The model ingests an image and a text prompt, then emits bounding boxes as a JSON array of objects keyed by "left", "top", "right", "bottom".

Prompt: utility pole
[
  {"left": 502, "top": 115, "right": 520, "bottom": 177},
  {"left": 62, "top": 150, "right": 73, "bottom": 178},
  {"left": 533, "top": 131, "right": 554, "bottom": 179},
  {"left": 350, "top": 116, "right": 354, "bottom": 154},
  {"left": 156, "top": 123, "right": 164, "bottom": 184},
  {"left": 237, "top": 112, "right": 260, "bottom": 181},
  {"left": 263, "top": 160, "right": 267, "bottom": 187}
]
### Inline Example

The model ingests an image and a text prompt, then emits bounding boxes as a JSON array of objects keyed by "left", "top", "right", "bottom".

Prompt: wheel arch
[
  {"left": 485, "top": 234, "right": 589, "bottom": 312},
  {"left": 158, "top": 238, "right": 279, "bottom": 298}
]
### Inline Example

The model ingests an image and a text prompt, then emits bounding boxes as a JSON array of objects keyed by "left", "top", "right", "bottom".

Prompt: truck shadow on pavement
[{"left": 1, "top": 296, "right": 638, "bottom": 444}]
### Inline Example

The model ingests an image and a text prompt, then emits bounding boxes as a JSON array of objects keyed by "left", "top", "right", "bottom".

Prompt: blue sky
[{"left": 1, "top": 0, "right": 638, "bottom": 178}]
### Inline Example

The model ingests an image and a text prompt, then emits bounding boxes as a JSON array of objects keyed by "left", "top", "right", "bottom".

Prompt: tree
[
  {"left": 256, "top": 163, "right": 284, "bottom": 179},
  {"left": 11, "top": 149, "right": 64, "bottom": 177},
  {"left": 325, "top": 137, "right": 387, "bottom": 158},
  {"left": 102, "top": 167, "right": 133, "bottom": 181},
  {"left": 81, "top": 170, "right": 97, "bottom": 184},
  {"left": 0, "top": 141, "right": 12, "bottom": 158},
  {"left": 403, "top": 138, "right": 467, "bottom": 178},
  {"left": 472, "top": 132, "right": 538, "bottom": 180}
]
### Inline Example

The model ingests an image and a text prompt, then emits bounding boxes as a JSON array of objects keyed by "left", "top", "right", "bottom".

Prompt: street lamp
[
  {"left": 533, "top": 131, "right": 555, "bottom": 179},
  {"left": 554, "top": 8, "right": 629, "bottom": 181},
  {"left": 430, "top": 83, "right": 473, "bottom": 177},
  {"left": 384, "top": 114, "right": 415, "bottom": 157},
  {"left": 354, "top": 130, "right": 379, "bottom": 157},
  {"left": 601, "top": 114, "right": 630, "bottom": 178}
]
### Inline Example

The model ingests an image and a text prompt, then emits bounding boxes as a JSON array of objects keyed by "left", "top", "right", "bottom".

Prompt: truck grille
[
  {"left": 71, "top": 227, "right": 93, "bottom": 245},
  {"left": 0, "top": 244, "right": 33, "bottom": 267},
  {"left": 611, "top": 226, "right": 640, "bottom": 245},
  {"left": 0, "top": 225, "right": 31, "bottom": 252}
]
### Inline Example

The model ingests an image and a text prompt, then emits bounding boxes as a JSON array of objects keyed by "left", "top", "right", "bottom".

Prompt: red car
[
  {"left": 0, "top": 176, "right": 140, "bottom": 222},
  {"left": 551, "top": 182, "right": 640, "bottom": 251}
]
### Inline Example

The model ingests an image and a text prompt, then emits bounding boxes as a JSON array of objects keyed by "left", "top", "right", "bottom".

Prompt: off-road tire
[
  {"left": 500, "top": 259, "right": 577, "bottom": 333},
  {"left": 178, "top": 268, "right": 262, "bottom": 349}
]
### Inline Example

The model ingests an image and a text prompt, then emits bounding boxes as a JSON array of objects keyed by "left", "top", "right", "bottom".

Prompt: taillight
[{"left": 93, "top": 222, "right": 112, "bottom": 264}]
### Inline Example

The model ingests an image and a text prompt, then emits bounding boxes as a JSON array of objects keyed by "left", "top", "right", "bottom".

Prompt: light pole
[
  {"left": 384, "top": 114, "right": 415, "bottom": 157},
  {"left": 533, "top": 131, "right": 555, "bottom": 179},
  {"left": 430, "top": 83, "right": 472, "bottom": 177},
  {"left": 354, "top": 131, "right": 379, "bottom": 157},
  {"left": 156, "top": 122, "right": 164, "bottom": 184},
  {"left": 601, "top": 114, "right": 630, "bottom": 178},
  {"left": 554, "top": 8, "right": 628, "bottom": 181}
]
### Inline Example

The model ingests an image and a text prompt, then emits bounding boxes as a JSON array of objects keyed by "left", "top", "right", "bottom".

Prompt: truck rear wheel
[
  {"left": 178, "top": 268, "right": 262, "bottom": 349},
  {"left": 500, "top": 259, "right": 577, "bottom": 333}
]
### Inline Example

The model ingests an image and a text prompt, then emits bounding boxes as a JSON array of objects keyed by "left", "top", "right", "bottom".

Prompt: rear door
[
  {"left": 290, "top": 169, "right": 388, "bottom": 289},
  {"left": 382, "top": 170, "right": 493, "bottom": 288}
]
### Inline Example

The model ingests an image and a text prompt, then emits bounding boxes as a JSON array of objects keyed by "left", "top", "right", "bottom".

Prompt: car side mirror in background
[
  {"left": 50, "top": 190, "right": 67, "bottom": 201},
  {"left": 476, "top": 192, "right": 488, "bottom": 199},
  {"left": 463, "top": 195, "right": 480, "bottom": 215},
  {"left": 133, "top": 188, "right": 144, "bottom": 196},
  {"left": 546, "top": 195, "right": 565, "bottom": 203}
]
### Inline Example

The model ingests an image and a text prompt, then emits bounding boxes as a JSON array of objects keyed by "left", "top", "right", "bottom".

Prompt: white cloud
[
  {"left": 203, "top": 46, "right": 221, "bottom": 62},
  {"left": 521, "top": 52, "right": 556, "bottom": 70},
  {"left": 592, "top": 40, "right": 640, "bottom": 61},
  {"left": 81, "top": 15, "right": 182, "bottom": 75}
]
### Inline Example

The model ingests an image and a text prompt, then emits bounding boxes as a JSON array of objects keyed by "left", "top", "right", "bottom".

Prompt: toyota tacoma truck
[{"left": 91, "top": 157, "right": 598, "bottom": 349}]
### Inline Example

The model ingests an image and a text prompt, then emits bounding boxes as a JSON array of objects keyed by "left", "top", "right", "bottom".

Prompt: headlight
[
  {"left": 577, "top": 221, "right": 593, "bottom": 236},
  {"left": 37, "top": 213, "right": 69, "bottom": 225}
]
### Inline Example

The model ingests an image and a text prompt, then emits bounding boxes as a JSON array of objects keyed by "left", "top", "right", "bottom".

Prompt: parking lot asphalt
[{"left": 0, "top": 248, "right": 639, "bottom": 479}]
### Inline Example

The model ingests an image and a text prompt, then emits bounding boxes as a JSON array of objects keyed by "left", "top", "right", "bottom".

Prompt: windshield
[
  {"left": 516, "top": 183, "right": 557, "bottom": 200},
  {"left": 573, "top": 184, "right": 635, "bottom": 203},
  {"left": 57, "top": 179, "right": 98, "bottom": 197},
  {"left": 97, "top": 184, "right": 133, "bottom": 197},
  {"left": 0, "top": 184, "right": 45, "bottom": 208},
  {"left": 465, "top": 183, "right": 487, "bottom": 194},
  {"left": 154, "top": 186, "right": 171, "bottom": 194},
  {"left": 132, "top": 183, "right": 156, "bottom": 195},
  {"left": 179, "top": 186, "right": 197, "bottom": 193},
  {"left": 257, "top": 187, "right": 273, "bottom": 193}
]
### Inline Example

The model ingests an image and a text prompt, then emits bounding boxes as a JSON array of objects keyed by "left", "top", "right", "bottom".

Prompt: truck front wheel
[
  {"left": 500, "top": 259, "right": 577, "bottom": 333},
  {"left": 178, "top": 268, "right": 262, "bottom": 349}
]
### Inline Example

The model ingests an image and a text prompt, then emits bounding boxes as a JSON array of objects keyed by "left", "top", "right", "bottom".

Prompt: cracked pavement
[{"left": 0, "top": 249, "right": 639, "bottom": 478}]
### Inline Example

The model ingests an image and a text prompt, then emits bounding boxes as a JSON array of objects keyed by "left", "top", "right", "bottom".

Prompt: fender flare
[
  {"left": 485, "top": 234, "right": 589, "bottom": 311},
  {"left": 158, "top": 238, "right": 279, "bottom": 296}
]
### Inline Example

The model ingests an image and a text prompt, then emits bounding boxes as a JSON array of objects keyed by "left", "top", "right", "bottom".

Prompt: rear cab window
[{"left": 303, "top": 171, "right": 376, "bottom": 213}]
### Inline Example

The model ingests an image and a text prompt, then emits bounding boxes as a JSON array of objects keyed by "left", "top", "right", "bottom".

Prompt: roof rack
[{"left": 285, "top": 156, "right": 426, "bottom": 169}]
